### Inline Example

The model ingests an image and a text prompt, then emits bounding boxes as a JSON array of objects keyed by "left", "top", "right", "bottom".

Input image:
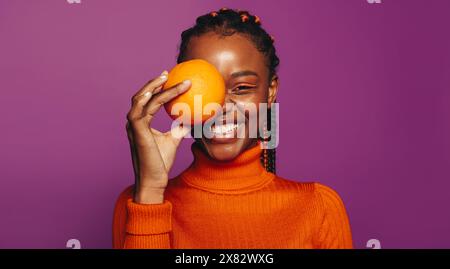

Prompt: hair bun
[
  {"left": 254, "top": 15, "right": 261, "bottom": 25},
  {"left": 270, "top": 35, "right": 275, "bottom": 42}
]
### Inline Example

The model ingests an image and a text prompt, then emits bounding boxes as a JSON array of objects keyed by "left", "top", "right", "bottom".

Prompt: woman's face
[{"left": 183, "top": 32, "right": 278, "bottom": 161}]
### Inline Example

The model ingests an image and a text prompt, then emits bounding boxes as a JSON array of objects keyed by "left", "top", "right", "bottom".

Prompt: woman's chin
[{"left": 200, "top": 138, "right": 247, "bottom": 162}]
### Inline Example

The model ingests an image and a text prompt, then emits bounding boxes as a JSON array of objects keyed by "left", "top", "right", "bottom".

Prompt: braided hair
[{"left": 177, "top": 7, "right": 279, "bottom": 174}]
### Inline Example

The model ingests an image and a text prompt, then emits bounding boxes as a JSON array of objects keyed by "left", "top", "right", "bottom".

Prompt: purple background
[{"left": 0, "top": 0, "right": 449, "bottom": 249}]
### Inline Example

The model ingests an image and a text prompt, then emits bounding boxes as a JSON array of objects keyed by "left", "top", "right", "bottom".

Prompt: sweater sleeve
[
  {"left": 112, "top": 185, "right": 172, "bottom": 249},
  {"left": 314, "top": 183, "right": 353, "bottom": 249}
]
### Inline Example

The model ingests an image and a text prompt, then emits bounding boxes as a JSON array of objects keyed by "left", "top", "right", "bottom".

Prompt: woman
[{"left": 113, "top": 8, "right": 353, "bottom": 249}]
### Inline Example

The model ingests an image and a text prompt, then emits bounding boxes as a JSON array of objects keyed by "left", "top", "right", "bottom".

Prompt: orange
[{"left": 163, "top": 59, "right": 226, "bottom": 125}]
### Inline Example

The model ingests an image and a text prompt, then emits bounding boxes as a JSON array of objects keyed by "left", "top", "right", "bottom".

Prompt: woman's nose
[
  {"left": 224, "top": 92, "right": 231, "bottom": 104},
  {"left": 222, "top": 92, "right": 236, "bottom": 110}
]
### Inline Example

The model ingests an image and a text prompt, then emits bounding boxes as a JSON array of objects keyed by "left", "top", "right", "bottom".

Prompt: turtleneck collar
[{"left": 180, "top": 141, "right": 275, "bottom": 194}]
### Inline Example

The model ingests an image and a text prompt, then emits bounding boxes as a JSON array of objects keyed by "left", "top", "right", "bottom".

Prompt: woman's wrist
[{"left": 134, "top": 186, "right": 166, "bottom": 204}]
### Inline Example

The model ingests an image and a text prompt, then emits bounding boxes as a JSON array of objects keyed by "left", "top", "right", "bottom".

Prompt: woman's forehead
[{"left": 184, "top": 33, "right": 267, "bottom": 79}]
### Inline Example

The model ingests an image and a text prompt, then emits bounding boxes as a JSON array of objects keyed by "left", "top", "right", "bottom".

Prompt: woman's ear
[{"left": 268, "top": 74, "right": 279, "bottom": 106}]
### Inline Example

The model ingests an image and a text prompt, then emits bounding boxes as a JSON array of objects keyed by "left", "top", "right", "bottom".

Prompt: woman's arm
[
  {"left": 314, "top": 183, "right": 353, "bottom": 249},
  {"left": 112, "top": 186, "right": 172, "bottom": 249},
  {"left": 112, "top": 71, "right": 191, "bottom": 248}
]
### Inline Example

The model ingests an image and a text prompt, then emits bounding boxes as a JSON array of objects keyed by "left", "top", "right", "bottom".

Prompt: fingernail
[
  {"left": 182, "top": 79, "right": 191, "bottom": 86},
  {"left": 144, "top": 91, "right": 150, "bottom": 97},
  {"left": 160, "top": 70, "right": 168, "bottom": 80}
]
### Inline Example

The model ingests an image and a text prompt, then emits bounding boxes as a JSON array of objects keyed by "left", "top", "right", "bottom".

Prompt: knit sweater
[{"left": 113, "top": 142, "right": 353, "bottom": 249}]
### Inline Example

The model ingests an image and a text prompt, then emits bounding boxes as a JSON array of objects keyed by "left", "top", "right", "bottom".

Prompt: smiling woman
[{"left": 113, "top": 8, "right": 353, "bottom": 249}]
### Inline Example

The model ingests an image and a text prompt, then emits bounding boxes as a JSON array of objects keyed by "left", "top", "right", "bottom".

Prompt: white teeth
[{"left": 211, "top": 123, "right": 239, "bottom": 135}]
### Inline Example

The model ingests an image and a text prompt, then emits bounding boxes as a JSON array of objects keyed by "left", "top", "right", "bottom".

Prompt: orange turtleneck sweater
[{"left": 112, "top": 143, "right": 353, "bottom": 249}]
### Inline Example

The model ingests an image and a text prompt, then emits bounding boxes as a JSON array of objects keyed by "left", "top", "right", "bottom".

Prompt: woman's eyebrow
[{"left": 230, "top": 70, "right": 259, "bottom": 78}]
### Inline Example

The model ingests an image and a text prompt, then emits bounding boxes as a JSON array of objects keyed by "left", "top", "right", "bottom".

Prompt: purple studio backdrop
[{"left": 1, "top": 0, "right": 449, "bottom": 249}]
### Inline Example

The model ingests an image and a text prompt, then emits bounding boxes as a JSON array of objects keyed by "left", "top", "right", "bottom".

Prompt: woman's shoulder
[{"left": 272, "top": 176, "right": 346, "bottom": 204}]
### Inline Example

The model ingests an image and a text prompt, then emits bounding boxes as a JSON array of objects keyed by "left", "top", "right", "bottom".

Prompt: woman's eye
[{"left": 232, "top": 85, "right": 254, "bottom": 95}]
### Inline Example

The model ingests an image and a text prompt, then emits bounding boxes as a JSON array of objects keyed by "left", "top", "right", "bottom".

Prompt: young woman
[{"left": 113, "top": 8, "right": 353, "bottom": 249}]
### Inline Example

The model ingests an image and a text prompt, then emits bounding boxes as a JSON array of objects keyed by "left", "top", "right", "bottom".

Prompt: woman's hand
[{"left": 126, "top": 71, "right": 191, "bottom": 204}]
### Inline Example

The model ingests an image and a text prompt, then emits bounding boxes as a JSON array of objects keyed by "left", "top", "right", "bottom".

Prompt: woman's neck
[{"left": 180, "top": 141, "right": 275, "bottom": 194}]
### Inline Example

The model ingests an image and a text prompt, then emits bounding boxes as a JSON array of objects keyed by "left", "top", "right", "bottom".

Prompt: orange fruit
[{"left": 163, "top": 59, "right": 226, "bottom": 125}]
